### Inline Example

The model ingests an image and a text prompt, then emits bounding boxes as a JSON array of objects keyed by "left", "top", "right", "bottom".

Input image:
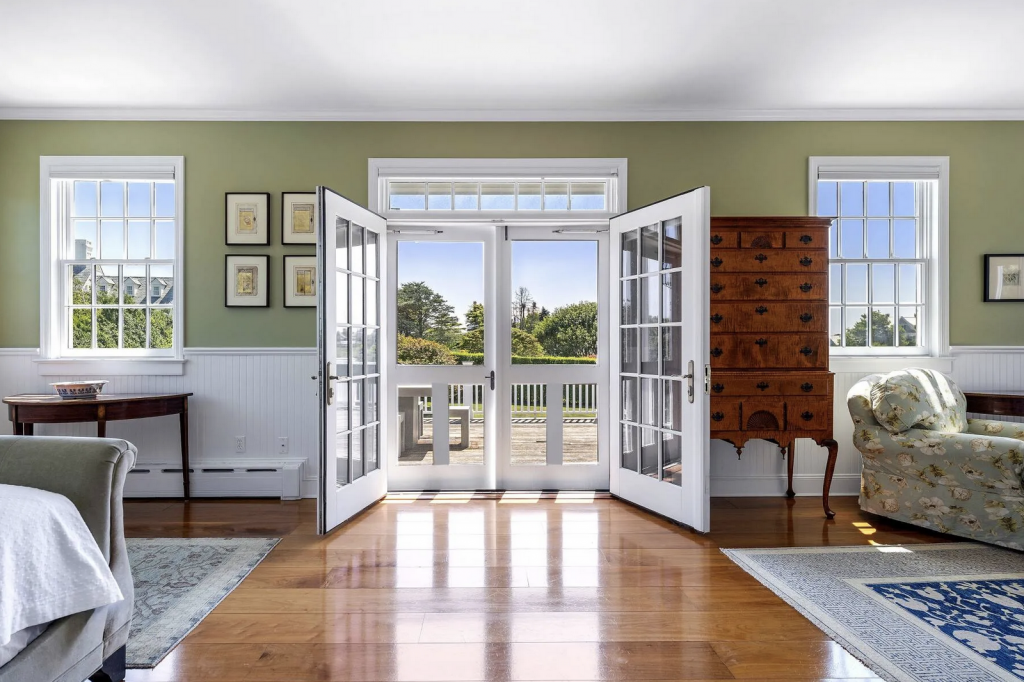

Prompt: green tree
[
  {"left": 396, "top": 281, "right": 462, "bottom": 348},
  {"left": 845, "top": 310, "right": 916, "bottom": 347},
  {"left": 533, "top": 301, "right": 598, "bottom": 357},
  {"left": 70, "top": 271, "right": 173, "bottom": 349},
  {"left": 465, "top": 301, "right": 485, "bottom": 331},
  {"left": 397, "top": 334, "right": 457, "bottom": 365},
  {"left": 511, "top": 328, "right": 544, "bottom": 356}
]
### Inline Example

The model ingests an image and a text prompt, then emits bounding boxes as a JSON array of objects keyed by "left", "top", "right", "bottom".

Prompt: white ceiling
[{"left": 2, "top": 0, "right": 1023, "bottom": 120}]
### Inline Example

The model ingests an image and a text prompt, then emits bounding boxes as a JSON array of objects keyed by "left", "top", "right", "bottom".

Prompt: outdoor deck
[{"left": 399, "top": 417, "right": 598, "bottom": 466}]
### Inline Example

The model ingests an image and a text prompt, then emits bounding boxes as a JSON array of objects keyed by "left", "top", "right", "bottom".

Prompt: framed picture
[
  {"left": 284, "top": 255, "right": 317, "bottom": 307},
  {"left": 985, "top": 254, "right": 1024, "bottom": 302},
  {"left": 225, "top": 192, "right": 270, "bottom": 245},
  {"left": 282, "top": 192, "right": 317, "bottom": 244},
  {"left": 225, "top": 254, "right": 269, "bottom": 307}
]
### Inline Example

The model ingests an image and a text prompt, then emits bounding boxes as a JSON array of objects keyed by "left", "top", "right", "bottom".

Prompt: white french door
[
  {"left": 610, "top": 187, "right": 712, "bottom": 532},
  {"left": 317, "top": 187, "right": 388, "bottom": 535}
]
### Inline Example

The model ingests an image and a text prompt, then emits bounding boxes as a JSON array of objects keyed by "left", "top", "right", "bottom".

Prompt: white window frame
[
  {"left": 809, "top": 156, "right": 949, "bottom": 366},
  {"left": 38, "top": 156, "right": 185, "bottom": 376},
  {"left": 370, "top": 158, "right": 627, "bottom": 223}
]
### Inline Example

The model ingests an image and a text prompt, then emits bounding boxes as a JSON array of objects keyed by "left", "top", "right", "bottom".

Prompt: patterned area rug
[
  {"left": 126, "top": 537, "right": 279, "bottom": 668},
  {"left": 724, "top": 543, "right": 1024, "bottom": 682}
]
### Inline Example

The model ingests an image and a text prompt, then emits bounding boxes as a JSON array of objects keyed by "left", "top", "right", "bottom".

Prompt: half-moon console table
[{"left": 3, "top": 392, "right": 194, "bottom": 499}]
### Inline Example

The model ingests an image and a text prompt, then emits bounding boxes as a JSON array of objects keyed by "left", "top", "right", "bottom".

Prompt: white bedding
[{"left": 0, "top": 483, "right": 123, "bottom": 665}]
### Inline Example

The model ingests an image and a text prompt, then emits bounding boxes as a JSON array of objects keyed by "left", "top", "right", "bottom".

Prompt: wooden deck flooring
[
  {"left": 399, "top": 419, "right": 598, "bottom": 466},
  {"left": 121, "top": 494, "right": 957, "bottom": 681}
]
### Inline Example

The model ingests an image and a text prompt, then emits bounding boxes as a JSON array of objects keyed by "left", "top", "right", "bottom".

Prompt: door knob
[{"left": 485, "top": 370, "right": 495, "bottom": 391}]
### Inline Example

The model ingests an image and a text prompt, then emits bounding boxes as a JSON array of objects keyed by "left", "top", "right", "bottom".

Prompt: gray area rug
[
  {"left": 724, "top": 543, "right": 1024, "bottom": 682},
  {"left": 126, "top": 537, "right": 279, "bottom": 668}
]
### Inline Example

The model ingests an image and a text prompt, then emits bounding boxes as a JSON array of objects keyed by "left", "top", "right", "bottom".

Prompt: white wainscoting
[{"left": 0, "top": 348, "right": 319, "bottom": 497}]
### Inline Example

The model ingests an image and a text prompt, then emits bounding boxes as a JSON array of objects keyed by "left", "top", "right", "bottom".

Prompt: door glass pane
[
  {"left": 365, "top": 328, "right": 378, "bottom": 375},
  {"left": 662, "top": 218, "right": 681, "bottom": 269},
  {"left": 353, "top": 378, "right": 365, "bottom": 427},
  {"left": 352, "top": 225, "right": 364, "bottom": 274},
  {"left": 511, "top": 383, "right": 546, "bottom": 465},
  {"left": 621, "top": 377, "right": 637, "bottom": 422},
  {"left": 621, "top": 423, "right": 638, "bottom": 472},
  {"left": 336, "top": 274, "right": 348, "bottom": 324},
  {"left": 640, "top": 427, "right": 659, "bottom": 478},
  {"left": 366, "top": 277, "right": 377, "bottom": 325},
  {"left": 621, "top": 328, "right": 638, "bottom": 374},
  {"left": 336, "top": 432, "right": 350, "bottom": 486},
  {"left": 337, "top": 379, "right": 350, "bottom": 432},
  {"left": 640, "top": 275, "right": 659, "bottom": 324},
  {"left": 365, "top": 377, "right": 378, "bottom": 424},
  {"left": 366, "top": 231, "right": 379, "bottom": 278},
  {"left": 662, "top": 380, "right": 682, "bottom": 431},
  {"left": 641, "top": 327, "right": 659, "bottom": 375},
  {"left": 352, "top": 428, "right": 364, "bottom": 481},
  {"left": 662, "top": 272, "right": 681, "bottom": 323},
  {"left": 449, "top": 384, "right": 483, "bottom": 465},
  {"left": 365, "top": 425, "right": 378, "bottom": 474},
  {"left": 662, "top": 433, "right": 682, "bottom": 486},
  {"left": 640, "top": 378, "right": 658, "bottom": 426},
  {"left": 397, "top": 241, "right": 483, "bottom": 365},
  {"left": 352, "top": 276, "right": 363, "bottom": 325},
  {"left": 662, "top": 327, "right": 681, "bottom": 377},
  {"left": 336, "top": 218, "right": 349, "bottom": 270},
  {"left": 511, "top": 241, "right": 598, "bottom": 364},
  {"left": 336, "top": 327, "right": 350, "bottom": 377},
  {"left": 621, "top": 230, "right": 638, "bottom": 277},
  {"left": 640, "top": 224, "right": 659, "bottom": 273},
  {"left": 399, "top": 386, "right": 434, "bottom": 466},
  {"left": 351, "top": 328, "right": 364, "bottom": 377},
  {"left": 621, "top": 280, "right": 637, "bottom": 325},
  {"left": 564, "top": 383, "right": 597, "bottom": 465}
]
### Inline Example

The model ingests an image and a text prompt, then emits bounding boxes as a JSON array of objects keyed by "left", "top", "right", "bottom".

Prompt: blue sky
[{"left": 398, "top": 240, "right": 598, "bottom": 325}]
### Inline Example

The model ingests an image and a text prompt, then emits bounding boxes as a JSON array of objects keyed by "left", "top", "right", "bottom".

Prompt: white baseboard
[
  {"left": 710, "top": 473, "right": 860, "bottom": 497},
  {"left": 126, "top": 458, "right": 305, "bottom": 499}
]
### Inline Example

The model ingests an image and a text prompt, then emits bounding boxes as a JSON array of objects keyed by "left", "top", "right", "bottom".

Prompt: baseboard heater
[{"left": 125, "top": 458, "right": 305, "bottom": 500}]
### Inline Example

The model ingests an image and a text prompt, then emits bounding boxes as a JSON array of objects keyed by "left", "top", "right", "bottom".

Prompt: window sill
[
  {"left": 829, "top": 355, "right": 954, "bottom": 374},
  {"left": 34, "top": 357, "right": 186, "bottom": 376}
]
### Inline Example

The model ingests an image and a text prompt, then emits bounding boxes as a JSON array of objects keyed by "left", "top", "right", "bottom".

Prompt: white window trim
[
  {"left": 369, "top": 158, "right": 627, "bottom": 222},
  {"left": 809, "top": 156, "right": 951, "bottom": 371},
  {"left": 38, "top": 155, "right": 186, "bottom": 376}
]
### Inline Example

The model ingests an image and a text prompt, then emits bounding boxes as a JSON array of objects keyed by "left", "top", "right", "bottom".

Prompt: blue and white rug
[
  {"left": 724, "top": 544, "right": 1024, "bottom": 682},
  {"left": 126, "top": 537, "right": 279, "bottom": 668}
]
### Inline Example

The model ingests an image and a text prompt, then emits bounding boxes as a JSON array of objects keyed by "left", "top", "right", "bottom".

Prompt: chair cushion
[{"left": 869, "top": 368, "right": 967, "bottom": 434}]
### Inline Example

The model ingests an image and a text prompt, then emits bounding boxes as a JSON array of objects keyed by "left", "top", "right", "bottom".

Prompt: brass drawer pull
[
  {"left": 799, "top": 256, "right": 813, "bottom": 267},
  {"left": 710, "top": 314, "right": 723, "bottom": 324},
  {"left": 801, "top": 411, "right": 814, "bottom": 421},
  {"left": 711, "top": 412, "right": 725, "bottom": 422},
  {"left": 800, "top": 382, "right": 814, "bottom": 392},
  {"left": 799, "top": 312, "right": 813, "bottom": 322},
  {"left": 711, "top": 348, "right": 723, "bottom": 358},
  {"left": 711, "top": 283, "right": 724, "bottom": 294},
  {"left": 710, "top": 234, "right": 723, "bottom": 245},
  {"left": 755, "top": 338, "right": 768, "bottom": 347},
  {"left": 756, "top": 382, "right": 769, "bottom": 391},
  {"left": 799, "top": 234, "right": 813, "bottom": 244},
  {"left": 711, "top": 257, "right": 723, "bottom": 268},
  {"left": 755, "top": 305, "right": 768, "bottom": 315},
  {"left": 799, "top": 346, "right": 813, "bottom": 356},
  {"left": 754, "top": 253, "right": 767, "bottom": 263},
  {"left": 711, "top": 383, "right": 724, "bottom": 393},
  {"left": 799, "top": 282, "right": 813, "bottom": 293},
  {"left": 755, "top": 278, "right": 768, "bottom": 287}
]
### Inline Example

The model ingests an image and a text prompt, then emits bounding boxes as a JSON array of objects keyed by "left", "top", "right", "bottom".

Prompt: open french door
[
  {"left": 609, "top": 187, "right": 712, "bottom": 532},
  {"left": 317, "top": 187, "right": 388, "bottom": 535}
]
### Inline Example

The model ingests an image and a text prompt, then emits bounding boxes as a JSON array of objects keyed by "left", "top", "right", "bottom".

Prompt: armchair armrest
[{"left": 966, "top": 418, "right": 1024, "bottom": 440}]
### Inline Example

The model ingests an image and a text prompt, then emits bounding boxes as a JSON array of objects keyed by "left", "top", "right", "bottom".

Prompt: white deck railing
[{"left": 419, "top": 383, "right": 597, "bottom": 418}]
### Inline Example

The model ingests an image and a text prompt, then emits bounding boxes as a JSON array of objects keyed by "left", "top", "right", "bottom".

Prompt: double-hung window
[
  {"left": 40, "top": 156, "right": 184, "bottom": 372},
  {"left": 810, "top": 157, "right": 949, "bottom": 358}
]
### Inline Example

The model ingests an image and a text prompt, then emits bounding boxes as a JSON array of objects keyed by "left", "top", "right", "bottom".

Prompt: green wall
[{"left": 1, "top": 120, "right": 1023, "bottom": 348}]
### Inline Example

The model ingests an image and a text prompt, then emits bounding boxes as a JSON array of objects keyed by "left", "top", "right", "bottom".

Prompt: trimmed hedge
[{"left": 451, "top": 351, "right": 595, "bottom": 366}]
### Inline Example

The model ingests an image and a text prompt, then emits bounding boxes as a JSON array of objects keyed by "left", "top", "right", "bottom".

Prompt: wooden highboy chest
[{"left": 708, "top": 217, "right": 839, "bottom": 518}]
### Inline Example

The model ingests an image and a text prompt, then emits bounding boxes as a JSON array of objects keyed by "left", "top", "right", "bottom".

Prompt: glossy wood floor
[{"left": 123, "top": 494, "right": 956, "bottom": 682}]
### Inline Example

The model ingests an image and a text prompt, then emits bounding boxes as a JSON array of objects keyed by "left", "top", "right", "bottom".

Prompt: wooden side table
[
  {"left": 965, "top": 391, "right": 1024, "bottom": 418},
  {"left": 3, "top": 393, "right": 194, "bottom": 499}
]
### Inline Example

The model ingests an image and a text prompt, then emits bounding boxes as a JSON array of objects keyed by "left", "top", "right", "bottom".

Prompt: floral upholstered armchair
[{"left": 848, "top": 368, "right": 1024, "bottom": 550}]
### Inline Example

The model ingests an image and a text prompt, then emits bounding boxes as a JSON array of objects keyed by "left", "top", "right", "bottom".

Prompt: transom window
[
  {"left": 41, "top": 156, "right": 184, "bottom": 364},
  {"left": 810, "top": 156, "right": 948, "bottom": 358},
  {"left": 387, "top": 178, "right": 609, "bottom": 212}
]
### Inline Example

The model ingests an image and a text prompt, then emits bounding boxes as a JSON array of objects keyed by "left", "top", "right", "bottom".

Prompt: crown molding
[{"left": 3, "top": 107, "right": 1024, "bottom": 122}]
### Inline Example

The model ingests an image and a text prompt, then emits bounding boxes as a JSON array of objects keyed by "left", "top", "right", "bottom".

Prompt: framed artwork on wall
[
  {"left": 284, "top": 255, "right": 317, "bottom": 307},
  {"left": 225, "top": 192, "right": 270, "bottom": 245},
  {"left": 282, "top": 192, "right": 317, "bottom": 244},
  {"left": 225, "top": 254, "right": 269, "bottom": 307},
  {"left": 984, "top": 254, "right": 1024, "bottom": 302}
]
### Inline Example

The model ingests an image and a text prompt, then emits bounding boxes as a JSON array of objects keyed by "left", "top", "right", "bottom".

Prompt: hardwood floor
[{"left": 123, "top": 494, "right": 955, "bottom": 681}]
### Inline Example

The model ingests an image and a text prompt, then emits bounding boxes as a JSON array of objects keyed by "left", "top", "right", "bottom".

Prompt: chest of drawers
[{"left": 709, "top": 217, "right": 839, "bottom": 519}]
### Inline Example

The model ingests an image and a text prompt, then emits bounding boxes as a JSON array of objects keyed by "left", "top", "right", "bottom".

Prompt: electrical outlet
[
  {"left": 277, "top": 437, "right": 289, "bottom": 454},
  {"left": 235, "top": 436, "right": 245, "bottom": 453}
]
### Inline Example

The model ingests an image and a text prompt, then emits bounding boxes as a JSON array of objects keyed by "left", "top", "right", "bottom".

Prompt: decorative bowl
[{"left": 51, "top": 380, "right": 108, "bottom": 400}]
